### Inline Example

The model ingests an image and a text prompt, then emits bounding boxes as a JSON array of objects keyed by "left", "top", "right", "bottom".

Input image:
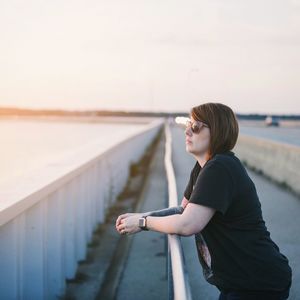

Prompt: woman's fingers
[
  {"left": 116, "top": 221, "right": 125, "bottom": 232},
  {"left": 115, "top": 213, "right": 142, "bottom": 235},
  {"left": 116, "top": 212, "right": 136, "bottom": 226},
  {"left": 117, "top": 224, "right": 125, "bottom": 232},
  {"left": 116, "top": 215, "right": 142, "bottom": 235},
  {"left": 116, "top": 213, "right": 129, "bottom": 226}
]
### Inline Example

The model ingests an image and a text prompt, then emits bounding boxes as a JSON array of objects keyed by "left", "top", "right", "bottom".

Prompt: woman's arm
[
  {"left": 143, "top": 196, "right": 189, "bottom": 216},
  {"left": 144, "top": 205, "right": 183, "bottom": 217},
  {"left": 116, "top": 202, "right": 216, "bottom": 236},
  {"left": 145, "top": 202, "right": 215, "bottom": 235},
  {"left": 116, "top": 197, "right": 189, "bottom": 227}
]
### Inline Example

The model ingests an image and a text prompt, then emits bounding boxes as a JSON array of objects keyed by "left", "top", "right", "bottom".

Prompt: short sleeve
[
  {"left": 184, "top": 161, "right": 199, "bottom": 200},
  {"left": 189, "top": 161, "right": 235, "bottom": 215},
  {"left": 184, "top": 173, "right": 193, "bottom": 200}
]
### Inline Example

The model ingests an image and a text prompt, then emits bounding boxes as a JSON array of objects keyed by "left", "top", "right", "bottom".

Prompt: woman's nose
[{"left": 185, "top": 127, "right": 192, "bottom": 136}]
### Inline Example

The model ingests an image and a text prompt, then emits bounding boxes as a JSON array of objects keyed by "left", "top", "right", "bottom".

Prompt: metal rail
[{"left": 164, "top": 118, "right": 192, "bottom": 300}]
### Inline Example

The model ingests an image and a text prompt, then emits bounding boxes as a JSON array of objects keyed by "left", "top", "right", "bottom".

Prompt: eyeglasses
[{"left": 185, "top": 119, "right": 209, "bottom": 134}]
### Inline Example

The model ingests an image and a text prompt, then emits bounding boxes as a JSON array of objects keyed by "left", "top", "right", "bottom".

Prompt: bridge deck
[{"left": 115, "top": 127, "right": 168, "bottom": 300}]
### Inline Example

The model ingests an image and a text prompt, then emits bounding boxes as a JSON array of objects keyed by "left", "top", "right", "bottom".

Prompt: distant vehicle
[{"left": 265, "top": 115, "right": 280, "bottom": 127}]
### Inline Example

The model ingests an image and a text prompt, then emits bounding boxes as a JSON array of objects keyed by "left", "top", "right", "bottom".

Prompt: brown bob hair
[{"left": 190, "top": 102, "right": 239, "bottom": 160}]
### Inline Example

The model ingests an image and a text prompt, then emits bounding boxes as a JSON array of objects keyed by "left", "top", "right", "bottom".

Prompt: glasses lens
[
  {"left": 186, "top": 120, "right": 203, "bottom": 134},
  {"left": 191, "top": 122, "right": 201, "bottom": 134}
]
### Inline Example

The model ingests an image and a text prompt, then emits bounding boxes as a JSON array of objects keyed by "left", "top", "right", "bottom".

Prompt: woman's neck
[{"left": 194, "top": 152, "right": 210, "bottom": 168}]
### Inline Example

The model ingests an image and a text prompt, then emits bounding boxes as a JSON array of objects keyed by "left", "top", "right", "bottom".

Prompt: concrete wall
[
  {"left": 0, "top": 118, "right": 163, "bottom": 300},
  {"left": 234, "top": 134, "right": 300, "bottom": 196}
]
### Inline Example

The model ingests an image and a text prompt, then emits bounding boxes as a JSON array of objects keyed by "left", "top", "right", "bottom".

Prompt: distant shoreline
[
  {"left": 1, "top": 106, "right": 300, "bottom": 120},
  {"left": 0, "top": 115, "right": 157, "bottom": 124},
  {"left": 1, "top": 114, "right": 300, "bottom": 128}
]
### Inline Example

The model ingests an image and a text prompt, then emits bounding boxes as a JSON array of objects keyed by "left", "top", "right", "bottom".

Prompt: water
[{"left": 0, "top": 118, "right": 149, "bottom": 186}]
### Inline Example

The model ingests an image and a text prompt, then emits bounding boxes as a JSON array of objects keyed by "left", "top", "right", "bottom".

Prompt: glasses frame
[{"left": 185, "top": 119, "right": 210, "bottom": 134}]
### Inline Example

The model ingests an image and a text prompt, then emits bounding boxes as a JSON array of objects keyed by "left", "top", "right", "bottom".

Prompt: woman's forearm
[
  {"left": 116, "top": 201, "right": 213, "bottom": 236},
  {"left": 145, "top": 214, "right": 184, "bottom": 235}
]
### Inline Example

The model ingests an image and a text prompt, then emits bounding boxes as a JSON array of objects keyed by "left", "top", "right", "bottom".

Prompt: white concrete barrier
[
  {"left": 234, "top": 134, "right": 300, "bottom": 196},
  {"left": 0, "top": 118, "right": 163, "bottom": 300}
]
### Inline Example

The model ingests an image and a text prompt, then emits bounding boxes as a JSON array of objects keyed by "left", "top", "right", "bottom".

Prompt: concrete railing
[
  {"left": 234, "top": 134, "right": 300, "bottom": 196},
  {"left": 164, "top": 119, "right": 192, "bottom": 300},
  {"left": 0, "top": 118, "right": 164, "bottom": 300}
]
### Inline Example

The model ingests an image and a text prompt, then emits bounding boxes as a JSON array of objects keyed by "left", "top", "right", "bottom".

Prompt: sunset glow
[{"left": 1, "top": 0, "right": 299, "bottom": 114}]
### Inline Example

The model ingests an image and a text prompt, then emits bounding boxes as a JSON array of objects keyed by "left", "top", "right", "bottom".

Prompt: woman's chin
[{"left": 185, "top": 145, "right": 192, "bottom": 153}]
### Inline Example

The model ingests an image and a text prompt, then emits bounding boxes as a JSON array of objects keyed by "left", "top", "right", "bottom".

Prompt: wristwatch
[{"left": 138, "top": 215, "right": 149, "bottom": 231}]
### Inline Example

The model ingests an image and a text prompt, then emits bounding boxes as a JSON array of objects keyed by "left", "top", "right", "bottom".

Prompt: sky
[{"left": 1, "top": 0, "right": 300, "bottom": 114}]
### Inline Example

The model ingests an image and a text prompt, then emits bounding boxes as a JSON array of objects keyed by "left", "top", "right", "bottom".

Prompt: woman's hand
[
  {"left": 181, "top": 197, "right": 189, "bottom": 209},
  {"left": 115, "top": 213, "right": 144, "bottom": 235}
]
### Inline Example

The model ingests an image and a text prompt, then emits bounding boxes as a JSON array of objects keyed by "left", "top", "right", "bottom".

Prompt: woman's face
[{"left": 185, "top": 116, "right": 211, "bottom": 158}]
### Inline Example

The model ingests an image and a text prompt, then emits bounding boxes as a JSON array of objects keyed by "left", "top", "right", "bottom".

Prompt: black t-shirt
[{"left": 184, "top": 150, "right": 292, "bottom": 292}]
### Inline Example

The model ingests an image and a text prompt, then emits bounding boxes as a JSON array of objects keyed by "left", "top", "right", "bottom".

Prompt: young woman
[{"left": 115, "top": 102, "right": 292, "bottom": 300}]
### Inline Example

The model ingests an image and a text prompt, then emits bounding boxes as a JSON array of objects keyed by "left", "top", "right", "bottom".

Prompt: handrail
[{"left": 164, "top": 118, "right": 192, "bottom": 300}]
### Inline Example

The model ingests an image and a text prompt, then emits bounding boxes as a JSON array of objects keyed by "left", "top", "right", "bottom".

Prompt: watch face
[{"left": 139, "top": 218, "right": 146, "bottom": 227}]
